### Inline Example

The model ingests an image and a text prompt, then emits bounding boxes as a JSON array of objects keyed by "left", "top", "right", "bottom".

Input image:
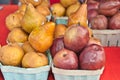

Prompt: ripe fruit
[
  {"left": 22, "top": 52, "right": 48, "bottom": 68},
  {"left": 60, "top": 0, "right": 78, "bottom": 8},
  {"left": 66, "top": 2, "right": 80, "bottom": 17},
  {"left": 7, "top": 28, "right": 28, "bottom": 43},
  {"left": 28, "top": 22, "right": 55, "bottom": 52},
  {"left": 54, "top": 24, "right": 67, "bottom": 38},
  {"left": 79, "top": 44, "right": 105, "bottom": 70},
  {"left": 88, "top": 9, "right": 98, "bottom": 21},
  {"left": 6, "top": 12, "right": 22, "bottom": 31},
  {"left": 64, "top": 24, "right": 89, "bottom": 53},
  {"left": 0, "top": 43, "right": 24, "bottom": 66},
  {"left": 90, "top": 15, "right": 108, "bottom": 29},
  {"left": 109, "top": 12, "right": 120, "bottom": 29},
  {"left": 21, "top": 3, "right": 46, "bottom": 33},
  {"left": 50, "top": 36, "right": 64, "bottom": 58},
  {"left": 36, "top": 5, "right": 50, "bottom": 16},
  {"left": 22, "top": 41, "right": 35, "bottom": 53},
  {"left": 51, "top": 3, "right": 65, "bottom": 17},
  {"left": 53, "top": 48, "right": 78, "bottom": 70}
]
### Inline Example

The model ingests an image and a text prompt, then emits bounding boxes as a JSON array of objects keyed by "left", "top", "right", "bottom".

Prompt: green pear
[{"left": 21, "top": 3, "right": 46, "bottom": 33}]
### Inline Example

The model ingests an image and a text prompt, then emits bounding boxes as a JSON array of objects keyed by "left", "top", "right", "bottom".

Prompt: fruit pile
[
  {"left": 88, "top": 0, "right": 120, "bottom": 29},
  {"left": 50, "top": 0, "right": 105, "bottom": 70},
  {"left": 50, "top": 24, "right": 105, "bottom": 70},
  {"left": 0, "top": 0, "right": 106, "bottom": 74},
  {"left": 0, "top": 0, "right": 53, "bottom": 68}
]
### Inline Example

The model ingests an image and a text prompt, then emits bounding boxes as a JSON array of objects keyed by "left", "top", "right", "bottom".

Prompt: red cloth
[
  {"left": 0, "top": 5, "right": 120, "bottom": 80},
  {"left": 0, "top": 5, "right": 18, "bottom": 46},
  {"left": 50, "top": 0, "right": 60, "bottom": 5}
]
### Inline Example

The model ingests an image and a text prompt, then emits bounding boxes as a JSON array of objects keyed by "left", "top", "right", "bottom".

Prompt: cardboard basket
[
  {"left": 53, "top": 17, "right": 120, "bottom": 47},
  {"left": 52, "top": 65, "right": 104, "bottom": 80},
  {"left": 0, "top": 51, "right": 52, "bottom": 80},
  {"left": 93, "top": 30, "right": 120, "bottom": 47}
]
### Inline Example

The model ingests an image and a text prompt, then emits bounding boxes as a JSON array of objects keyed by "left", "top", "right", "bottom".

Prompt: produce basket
[
  {"left": 93, "top": 30, "right": 120, "bottom": 47},
  {"left": 53, "top": 17, "right": 120, "bottom": 47},
  {"left": 52, "top": 65, "right": 104, "bottom": 80},
  {"left": 0, "top": 51, "right": 52, "bottom": 80}
]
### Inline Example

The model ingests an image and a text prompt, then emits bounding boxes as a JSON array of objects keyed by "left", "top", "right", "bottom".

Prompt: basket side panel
[
  {"left": 118, "top": 33, "right": 120, "bottom": 46},
  {"left": 93, "top": 34, "right": 108, "bottom": 46},
  {"left": 107, "top": 34, "right": 119, "bottom": 46},
  {"left": 54, "top": 74, "right": 74, "bottom": 80},
  {"left": 2, "top": 71, "right": 49, "bottom": 80},
  {"left": 55, "top": 18, "right": 68, "bottom": 25},
  {"left": 54, "top": 74, "right": 101, "bottom": 80},
  {"left": 93, "top": 30, "right": 120, "bottom": 47}
]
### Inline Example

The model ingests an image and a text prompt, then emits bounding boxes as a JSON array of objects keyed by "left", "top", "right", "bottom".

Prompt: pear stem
[{"left": 85, "top": 0, "right": 87, "bottom": 4}]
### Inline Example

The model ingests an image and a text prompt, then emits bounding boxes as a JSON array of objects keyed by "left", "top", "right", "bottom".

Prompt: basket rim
[
  {"left": 52, "top": 64, "right": 104, "bottom": 76},
  {"left": 93, "top": 30, "right": 120, "bottom": 34},
  {"left": 0, "top": 63, "right": 50, "bottom": 74}
]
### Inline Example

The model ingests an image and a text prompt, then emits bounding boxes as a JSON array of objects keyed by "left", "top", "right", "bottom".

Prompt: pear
[
  {"left": 22, "top": 52, "right": 48, "bottom": 68},
  {"left": 36, "top": 5, "right": 50, "bottom": 16},
  {"left": 22, "top": 41, "right": 36, "bottom": 53},
  {"left": 21, "top": 3, "right": 46, "bottom": 33},
  {"left": 66, "top": 2, "right": 81, "bottom": 17},
  {"left": 28, "top": 22, "right": 55, "bottom": 52},
  {"left": 51, "top": 3, "right": 65, "bottom": 17},
  {"left": 6, "top": 12, "right": 23, "bottom": 31},
  {"left": 0, "top": 43, "right": 24, "bottom": 66},
  {"left": 67, "top": 2, "right": 88, "bottom": 27},
  {"left": 54, "top": 24, "right": 67, "bottom": 38},
  {"left": 60, "top": 0, "right": 78, "bottom": 8},
  {"left": 7, "top": 28, "right": 28, "bottom": 43}
]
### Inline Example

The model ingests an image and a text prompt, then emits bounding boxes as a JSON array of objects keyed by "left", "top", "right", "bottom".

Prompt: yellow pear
[
  {"left": 60, "top": 0, "right": 78, "bottom": 8},
  {"left": 28, "top": 22, "right": 55, "bottom": 52},
  {"left": 54, "top": 24, "right": 67, "bottom": 38},
  {"left": 36, "top": 5, "right": 50, "bottom": 16},
  {"left": 0, "top": 43, "right": 24, "bottom": 66},
  {"left": 51, "top": 3, "right": 65, "bottom": 17},
  {"left": 22, "top": 52, "right": 48, "bottom": 68},
  {"left": 66, "top": 2, "right": 81, "bottom": 17},
  {"left": 22, "top": 41, "right": 36, "bottom": 53},
  {"left": 67, "top": 3, "right": 88, "bottom": 27},
  {"left": 6, "top": 12, "right": 23, "bottom": 31},
  {"left": 21, "top": 3, "right": 46, "bottom": 33},
  {"left": 7, "top": 28, "right": 28, "bottom": 43}
]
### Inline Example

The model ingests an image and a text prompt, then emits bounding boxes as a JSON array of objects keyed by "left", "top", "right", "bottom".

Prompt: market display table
[{"left": 0, "top": 5, "right": 120, "bottom": 80}]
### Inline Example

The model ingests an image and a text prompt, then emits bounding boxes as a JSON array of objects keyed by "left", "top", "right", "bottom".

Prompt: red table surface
[{"left": 0, "top": 4, "right": 120, "bottom": 80}]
